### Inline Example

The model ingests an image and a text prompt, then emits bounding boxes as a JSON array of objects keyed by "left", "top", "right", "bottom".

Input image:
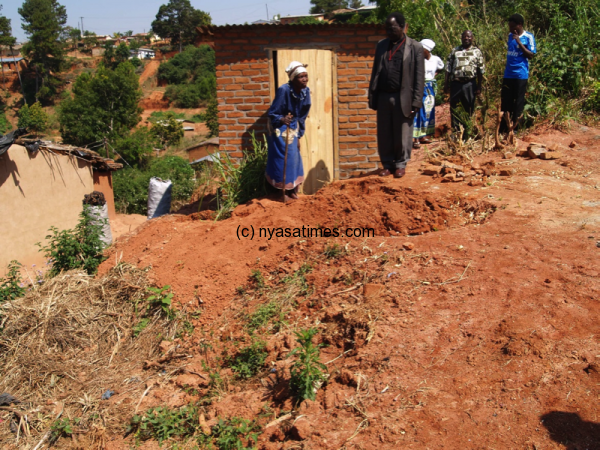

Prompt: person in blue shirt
[
  {"left": 500, "top": 13, "right": 536, "bottom": 133},
  {"left": 266, "top": 61, "right": 311, "bottom": 200}
]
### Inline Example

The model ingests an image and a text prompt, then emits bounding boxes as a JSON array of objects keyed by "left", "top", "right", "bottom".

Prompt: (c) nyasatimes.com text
[{"left": 236, "top": 225, "right": 375, "bottom": 241}]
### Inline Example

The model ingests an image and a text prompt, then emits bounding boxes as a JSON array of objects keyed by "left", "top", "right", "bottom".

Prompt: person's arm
[
  {"left": 267, "top": 86, "right": 292, "bottom": 128},
  {"left": 412, "top": 43, "right": 425, "bottom": 114},
  {"left": 512, "top": 31, "right": 534, "bottom": 59}
]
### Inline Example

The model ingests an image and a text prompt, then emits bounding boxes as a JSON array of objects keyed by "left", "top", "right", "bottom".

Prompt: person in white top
[{"left": 413, "top": 39, "right": 444, "bottom": 148}]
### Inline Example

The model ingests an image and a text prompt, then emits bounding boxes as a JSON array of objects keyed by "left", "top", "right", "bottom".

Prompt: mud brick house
[
  {"left": 197, "top": 23, "right": 385, "bottom": 194},
  {"left": 0, "top": 143, "right": 121, "bottom": 273}
]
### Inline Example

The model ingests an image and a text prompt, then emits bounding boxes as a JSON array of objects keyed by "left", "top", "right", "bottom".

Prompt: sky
[{"left": 1, "top": 0, "right": 316, "bottom": 42}]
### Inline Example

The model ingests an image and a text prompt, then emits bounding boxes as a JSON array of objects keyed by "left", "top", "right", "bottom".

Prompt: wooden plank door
[{"left": 275, "top": 49, "right": 334, "bottom": 195}]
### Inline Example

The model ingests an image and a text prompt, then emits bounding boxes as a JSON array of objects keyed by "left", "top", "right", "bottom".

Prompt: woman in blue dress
[{"left": 265, "top": 61, "right": 311, "bottom": 200}]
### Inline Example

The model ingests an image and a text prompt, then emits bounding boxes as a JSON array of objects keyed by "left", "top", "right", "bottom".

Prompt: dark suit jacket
[{"left": 368, "top": 36, "right": 425, "bottom": 117}]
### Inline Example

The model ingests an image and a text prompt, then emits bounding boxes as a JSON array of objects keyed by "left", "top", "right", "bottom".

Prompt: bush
[
  {"left": 113, "top": 155, "right": 196, "bottom": 215},
  {"left": 150, "top": 111, "right": 184, "bottom": 147},
  {"left": 0, "top": 261, "right": 26, "bottom": 303},
  {"left": 129, "top": 405, "right": 198, "bottom": 444},
  {"left": 205, "top": 98, "right": 219, "bottom": 137},
  {"left": 111, "top": 127, "right": 157, "bottom": 169},
  {"left": 38, "top": 206, "right": 107, "bottom": 276},
  {"left": 0, "top": 109, "right": 11, "bottom": 135},
  {"left": 17, "top": 101, "right": 48, "bottom": 134}
]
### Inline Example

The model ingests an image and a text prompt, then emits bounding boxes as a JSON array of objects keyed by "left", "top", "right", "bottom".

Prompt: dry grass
[{"left": 0, "top": 264, "right": 181, "bottom": 449}]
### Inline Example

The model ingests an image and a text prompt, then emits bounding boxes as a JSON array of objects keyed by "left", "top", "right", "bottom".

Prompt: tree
[
  {"left": 309, "top": 0, "right": 348, "bottom": 14},
  {"left": 112, "top": 127, "right": 157, "bottom": 168},
  {"left": 67, "top": 26, "right": 81, "bottom": 50},
  {"left": 151, "top": 0, "right": 211, "bottom": 49},
  {"left": 59, "top": 61, "right": 142, "bottom": 146},
  {"left": 349, "top": 0, "right": 363, "bottom": 8},
  {"left": 205, "top": 98, "right": 218, "bottom": 137},
  {"left": 150, "top": 112, "right": 184, "bottom": 148},
  {"left": 0, "top": 6, "right": 16, "bottom": 48},
  {"left": 103, "top": 42, "right": 130, "bottom": 69},
  {"left": 18, "top": 0, "right": 67, "bottom": 102}
]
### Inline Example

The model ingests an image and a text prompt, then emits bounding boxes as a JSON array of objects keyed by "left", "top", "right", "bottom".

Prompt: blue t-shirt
[{"left": 504, "top": 31, "right": 536, "bottom": 79}]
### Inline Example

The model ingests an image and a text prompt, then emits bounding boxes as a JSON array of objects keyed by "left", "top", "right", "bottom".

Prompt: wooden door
[{"left": 275, "top": 49, "right": 334, "bottom": 195}]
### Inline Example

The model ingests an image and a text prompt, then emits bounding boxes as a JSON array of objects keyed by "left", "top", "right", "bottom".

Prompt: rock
[
  {"left": 569, "top": 140, "right": 577, "bottom": 148},
  {"left": 503, "top": 152, "right": 514, "bottom": 159},
  {"left": 363, "top": 283, "right": 385, "bottom": 297},
  {"left": 199, "top": 413, "right": 211, "bottom": 435},
  {"left": 421, "top": 165, "right": 442, "bottom": 175},
  {"left": 442, "top": 162, "right": 464, "bottom": 171},
  {"left": 291, "top": 417, "right": 312, "bottom": 440},
  {"left": 441, "top": 166, "right": 456, "bottom": 175},
  {"left": 527, "top": 147, "right": 544, "bottom": 158},
  {"left": 547, "top": 143, "right": 569, "bottom": 152},
  {"left": 516, "top": 149, "right": 529, "bottom": 157},
  {"left": 499, "top": 169, "right": 515, "bottom": 176},
  {"left": 469, "top": 179, "right": 484, "bottom": 187},
  {"left": 471, "top": 162, "right": 481, "bottom": 170},
  {"left": 402, "top": 242, "right": 415, "bottom": 251},
  {"left": 175, "top": 374, "right": 203, "bottom": 388},
  {"left": 540, "top": 151, "right": 561, "bottom": 160}
]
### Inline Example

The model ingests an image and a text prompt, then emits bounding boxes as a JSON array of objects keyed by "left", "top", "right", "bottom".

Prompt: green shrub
[
  {"left": 0, "top": 261, "right": 26, "bottom": 303},
  {"left": 289, "top": 328, "right": 328, "bottom": 402},
  {"left": 205, "top": 98, "right": 219, "bottom": 137},
  {"left": 247, "top": 302, "right": 282, "bottom": 332},
  {"left": 145, "top": 285, "right": 174, "bottom": 319},
  {"left": 0, "top": 109, "right": 11, "bottom": 135},
  {"left": 111, "top": 127, "right": 157, "bottom": 169},
  {"left": 208, "top": 417, "right": 261, "bottom": 450},
  {"left": 214, "top": 132, "right": 268, "bottom": 219},
  {"left": 129, "top": 405, "right": 198, "bottom": 444},
  {"left": 17, "top": 101, "right": 48, "bottom": 134},
  {"left": 50, "top": 418, "right": 79, "bottom": 445},
  {"left": 229, "top": 340, "right": 268, "bottom": 379},
  {"left": 113, "top": 155, "right": 196, "bottom": 215},
  {"left": 38, "top": 206, "right": 107, "bottom": 276},
  {"left": 150, "top": 111, "right": 184, "bottom": 147}
]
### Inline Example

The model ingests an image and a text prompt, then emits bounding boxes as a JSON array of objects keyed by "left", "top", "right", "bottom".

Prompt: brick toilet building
[{"left": 197, "top": 23, "right": 385, "bottom": 194}]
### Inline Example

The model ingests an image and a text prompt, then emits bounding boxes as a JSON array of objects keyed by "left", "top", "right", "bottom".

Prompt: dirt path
[
  {"left": 97, "top": 123, "right": 600, "bottom": 448},
  {"left": 139, "top": 60, "right": 160, "bottom": 86}
]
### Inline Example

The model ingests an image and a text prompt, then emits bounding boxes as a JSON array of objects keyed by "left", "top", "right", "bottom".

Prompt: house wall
[
  {"left": 209, "top": 24, "right": 384, "bottom": 179},
  {"left": 0, "top": 145, "right": 100, "bottom": 274},
  {"left": 93, "top": 171, "right": 116, "bottom": 221}
]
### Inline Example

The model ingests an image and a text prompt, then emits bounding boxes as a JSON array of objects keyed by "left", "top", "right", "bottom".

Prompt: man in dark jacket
[{"left": 368, "top": 12, "right": 425, "bottom": 178}]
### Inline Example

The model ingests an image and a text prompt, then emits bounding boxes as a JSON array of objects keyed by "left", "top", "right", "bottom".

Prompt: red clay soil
[{"left": 99, "top": 122, "right": 600, "bottom": 449}]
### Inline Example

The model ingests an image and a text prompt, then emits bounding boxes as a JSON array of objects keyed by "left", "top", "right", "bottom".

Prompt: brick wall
[{"left": 202, "top": 23, "right": 385, "bottom": 179}]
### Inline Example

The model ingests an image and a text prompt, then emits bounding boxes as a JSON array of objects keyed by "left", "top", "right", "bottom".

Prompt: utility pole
[
  {"left": 80, "top": 17, "right": 84, "bottom": 33},
  {"left": 266, "top": 4, "right": 269, "bottom": 21}
]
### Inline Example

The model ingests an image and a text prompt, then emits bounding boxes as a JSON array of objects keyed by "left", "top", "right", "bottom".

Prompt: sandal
[
  {"left": 419, "top": 138, "right": 432, "bottom": 144},
  {"left": 412, "top": 141, "right": 421, "bottom": 149}
]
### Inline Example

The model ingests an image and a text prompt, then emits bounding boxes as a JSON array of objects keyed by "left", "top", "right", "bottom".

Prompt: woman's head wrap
[
  {"left": 285, "top": 61, "right": 308, "bottom": 81},
  {"left": 420, "top": 39, "right": 435, "bottom": 52}
]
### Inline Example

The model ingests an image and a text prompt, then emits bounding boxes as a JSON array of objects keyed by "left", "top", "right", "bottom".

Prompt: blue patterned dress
[{"left": 265, "top": 83, "right": 311, "bottom": 190}]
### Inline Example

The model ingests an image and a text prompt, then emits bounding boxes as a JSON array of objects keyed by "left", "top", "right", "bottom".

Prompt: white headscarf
[
  {"left": 285, "top": 61, "right": 308, "bottom": 81},
  {"left": 420, "top": 39, "right": 436, "bottom": 52}
]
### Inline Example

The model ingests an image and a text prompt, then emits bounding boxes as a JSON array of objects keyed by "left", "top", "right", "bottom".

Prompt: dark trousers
[
  {"left": 450, "top": 79, "right": 477, "bottom": 136},
  {"left": 376, "top": 92, "right": 414, "bottom": 170},
  {"left": 500, "top": 78, "right": 528, "bottom": 133}
]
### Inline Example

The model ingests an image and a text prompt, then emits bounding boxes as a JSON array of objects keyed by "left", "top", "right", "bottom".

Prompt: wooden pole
[
  {"left": 281, "top": 126, "right": 290, "bottom": 203},
  {"left": 10, "top": 46, "right": 26, "bottom": 105}
]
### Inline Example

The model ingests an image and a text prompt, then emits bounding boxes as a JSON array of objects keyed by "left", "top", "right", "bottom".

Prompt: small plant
[
  {"left": 282, "top": 263, "right": 313, "bottom": 296},
  {"left": 146, "top": 285, "right": 174, "bottom": 319},
  {"left": 133, "top": 318, "right": 150, "bottom": 337},
  {"left": 128, "top": 405, "right": 198, "bottom": 444},
  {"left": 323, "top": 243, "right": 344, "bottom": 259},
  {"left": 246, "top": 302, "right": 282, "bottom": 332},
  {"left": 250, "top": 269, "right": 265, "bottom": 289},
  {"left": 229, "top": 340, "right": 268, "bottom": 379},
  {"left": 38, "top": 206, "right": 107, "bottom": 276},
  {"left": 0, "top": 261, "right": 26, "bottom": 303},
  {"left": 50, "top": 417, "right": 79, "bottom": 444},
  {"left": 289, "top": 328, "right": 328, "bottom": 402},
  {"left": 208, "top": 417, "right": 261, "bottom": 450}
]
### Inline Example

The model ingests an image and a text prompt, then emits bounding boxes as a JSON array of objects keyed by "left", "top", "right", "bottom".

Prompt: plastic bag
[{"left": 147, "top": 177, "right": 172, "bottom": 219}]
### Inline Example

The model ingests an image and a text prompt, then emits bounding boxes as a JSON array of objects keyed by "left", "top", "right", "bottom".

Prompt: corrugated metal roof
[
  {"left": 0, "top": 57, "right": 24, "bottom": 63},
  {"left": 197, "top": 22, "right": 383, "bottom": 33}
]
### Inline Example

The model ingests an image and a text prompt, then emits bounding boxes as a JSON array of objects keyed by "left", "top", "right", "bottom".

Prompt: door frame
[{"left": 266, "top": 47, "right": 340, "bottom": 183}]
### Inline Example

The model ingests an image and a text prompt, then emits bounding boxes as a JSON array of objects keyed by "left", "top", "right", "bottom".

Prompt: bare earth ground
[{"left": 91, "top": 120, "right": 600, "bottom": 449}]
